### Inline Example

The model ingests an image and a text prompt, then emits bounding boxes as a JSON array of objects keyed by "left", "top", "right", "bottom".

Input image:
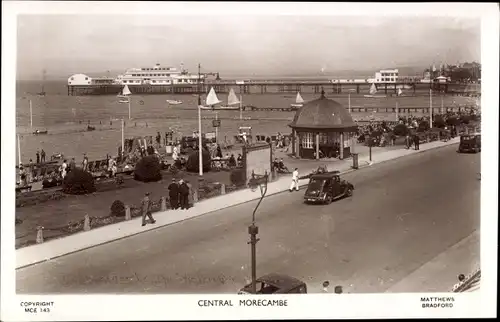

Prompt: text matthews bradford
[{"left": 198, "top": 299, "right": 288, "bottom": 307}]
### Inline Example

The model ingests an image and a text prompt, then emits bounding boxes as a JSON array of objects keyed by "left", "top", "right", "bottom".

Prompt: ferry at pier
[{"left": 115, "top": 63, "right": 205, "bottom": 86}]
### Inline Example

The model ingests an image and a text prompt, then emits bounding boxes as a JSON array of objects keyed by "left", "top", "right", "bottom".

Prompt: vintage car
[
  {"left": 238, "top": 273, "right": 307, "bottom": 294},
  {"left": 458, "top": 133, "right": 481, "bottom": 153},
  {"left": 304, "top": 171, "right": 354, "bottom": 204}
]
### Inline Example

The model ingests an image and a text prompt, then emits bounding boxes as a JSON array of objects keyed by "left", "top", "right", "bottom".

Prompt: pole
[
  {"left": 198, "top": 63, "right": 203, "bottom": 176},
  {"left": 29, "top": 100, "right": 33, "bottom": 129},
  {"left": 441, "top": 95, "right": 444, "bottom": 115},
  {"left": 128, "top": 97, "right": 131, "bottom": 120},
  {"left": 17, "top": 134, "right": 21, "bottom": 166},
  {"left": 121, "top": 119, "right": 124, "bottom": 157},
  {"left": 239, "top": 94, "right": 243, "bottom": 121},
  {"left": 429, "top": 88, "right": 433, "bottom": 128},
  {"left": 215, "top": 112, "right": 218, "bottom": 145},
  {"left": 348, "top": 92, "right": 351, "bottom": 114},
  {"left": 396, "top": 100, "right": 399, "bottom": 122}
]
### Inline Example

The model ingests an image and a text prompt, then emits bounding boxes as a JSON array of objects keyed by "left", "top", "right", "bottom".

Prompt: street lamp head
[{"left": 248, "top": 170, "right": 269, "bottom": 192}]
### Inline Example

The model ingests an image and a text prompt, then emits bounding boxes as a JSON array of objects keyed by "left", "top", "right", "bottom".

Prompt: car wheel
[
  {"left": 346, "top": 188, "right": 353, "bottom": 197},
  {"left": 325, "top": 195, "right": 333, "bottom": 204}
]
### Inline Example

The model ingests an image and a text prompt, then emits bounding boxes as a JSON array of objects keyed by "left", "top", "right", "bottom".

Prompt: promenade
[
  {"left": 16, "top": 140, "right": 480, "bottom": 294},
  {"left": 17, "top": 137, "right": 461, "bottom": 269}
]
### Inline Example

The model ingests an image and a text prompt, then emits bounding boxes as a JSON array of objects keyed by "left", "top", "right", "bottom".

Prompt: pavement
[
  {"left": 15, "top": 137, "right": 459, "bottom": 269},
  {"left": 16, "top": 142, "right": 480, "bottom": 293},
  {"left": 385, "top": 230, "right": 480, "bottom": 293}
]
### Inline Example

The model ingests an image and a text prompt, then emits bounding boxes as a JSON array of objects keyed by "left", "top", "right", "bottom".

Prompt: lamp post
[
  {"left": 429, "top": 88, "right": 433, "bottom": 128},
  {"left": 29, "top": 99, "right": 33, "bottom": 130},
  {"left": 198, "top": 63, "right": 203, "bottom": 176},
  {"left": 248, "top": 170, "right": 269, "bottom": 294}
]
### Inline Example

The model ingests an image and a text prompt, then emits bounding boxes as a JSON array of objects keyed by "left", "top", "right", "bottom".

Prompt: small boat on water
[
  {"left": 216, "top": 88, "right": 241, "bottom": 110},
  {"left": 33, "top": 129, "right": 48, "bottom": 135},
  {"left": 117, "top": 85, "right": 132, "bottom": 99},
  {"left": 364, "top": 83, "right": 387, "bottom": 98},
  {"left": 166, "top": 99, "right": 183, "bottom": 105},
  {"left": 199, "top": 87, "right": 223, "bottom": 110},
  {"left": 290, "top": 92, "right": 304, "bottom": 109}
]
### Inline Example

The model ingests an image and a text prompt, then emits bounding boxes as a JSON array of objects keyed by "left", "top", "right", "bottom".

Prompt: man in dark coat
[
  {"left": 178, "top": 179, "right": 190, "bottom": 210},
  {"left": 40, "top": 149, "right": 46, "bottom": 163},
  {"left": 168, "top": 178, "right": 180, "bottom": 209},
  {"left": 141, "top": 192, "right": 156, "bottom": 227},
  {"left": 36, "top": 151, "right": 40, "bottom": 164},
  {"left": 414, "top": 134, "right": 420, "bottom": 150}
]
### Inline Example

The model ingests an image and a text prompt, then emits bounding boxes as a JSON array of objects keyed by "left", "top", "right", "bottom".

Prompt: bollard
[
  {"left": 83, "top": 214, "right": 91, "bottom": 231},
  {"left": 220, "top": 183, "right": 226, "bottom": 195},
  {"left": 125, "top": 205, "right": 131, "bottom": 220},
  {"left": 36, "top": 226, "right": 44, "bottom": 244},
  {"left": 193, "top": 190, "right": 199, "bottom": 203},
  {"left": 161, "top": 197, "right": 167, "bottom": 211}
]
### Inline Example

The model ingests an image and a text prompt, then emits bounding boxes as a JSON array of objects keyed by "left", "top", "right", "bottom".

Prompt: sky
[{"left": 16, "top": 14, "right": 481, "bottom": 80}]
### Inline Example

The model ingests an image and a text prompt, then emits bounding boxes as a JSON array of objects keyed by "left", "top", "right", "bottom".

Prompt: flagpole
[
  {"left": 348, "top": 92, "right": 351, "bottom": 114},
  {"left": 239, "top": 94, "right": 243, "bottom": 121},
  {"left": 17, "top": 134, "right": 21, "bottom": 166},
  {"left": 128, "top": 97, "right": 131, "bottom": 120},
  {"left": 441, "top": 94, "right": 444, "bottom": 115},
  {"left": 29, "top": 100, "right": 33, "bottom": 130},
  {"left": 396, "top": 100, "right": 399, "bottom": 122},
  {"left": 429, "top": 88, "right": 433, "bottom": 128},
  {"left": 121, "top": 119, "right": 124, "bottom": 157},
  {"left": 215, "top": 112, "right": 218, "bottom": 145},
  {"left": 198, "top": 63, "right": 203, "bottom": 176}
]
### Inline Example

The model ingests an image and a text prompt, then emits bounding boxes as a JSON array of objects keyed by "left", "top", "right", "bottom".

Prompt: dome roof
[{"left": 289, "top": 91, "right": 358, "bottom": 131}]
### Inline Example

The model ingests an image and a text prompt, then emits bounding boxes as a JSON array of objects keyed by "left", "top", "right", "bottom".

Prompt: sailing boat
[
  {"left": 397, "top": 88, "right": 403, "bottom": 97},
  {"left": 118, "top": 85, "right": 131, "bottom": 103},
  {"left": 199, "top": 87, "right": 222, "bottom": 110},
  {"left": 37, "top": 69, "right": 46, "bottom": 96},
  {"left": 217, "top": 88, "right": 241, "bottom": 110},
  {"left": 290, "top": 92, "right": 304, "bottom": 109},
  {"left": 364, "top": 83, "right": 386, "bottom": 98}
]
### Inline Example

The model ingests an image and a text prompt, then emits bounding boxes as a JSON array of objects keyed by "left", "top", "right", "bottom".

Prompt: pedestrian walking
[
  {"left": 186, "top": 180, "right": 194, "bottom": 208},
  {"left": 289, "top": 167, "right": 300, "bottom": 192},
  {"left": 82, "top": 153, "right": 89, "bottom": 171},
  {"left": 40, "top": 149, "right": 46, "bottom": 163},
  {"left": 414, "top": 134, "right": 420, "bottom": 150},
  {"left": 179, "top": 179, "right": 190, "bottom": 210},
  {"left": 36, "top": 150, "right": 40, "bottom": 164},
  {"left": 69, "top": 158, "right": 76, "bottom": 173},
  {"left": 168, "top": 178, "right": 180, "bottom": 209},
  {"left": 141, "top": 192, "right": 156, "bottom": 226},
  {"left": 61, "top": 159, "right": 68, "bottom": 179}
]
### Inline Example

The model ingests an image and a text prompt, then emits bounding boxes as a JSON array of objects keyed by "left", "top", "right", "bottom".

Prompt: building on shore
[{"left": 288, "top": 90, "right": 358, "bottom": 160}]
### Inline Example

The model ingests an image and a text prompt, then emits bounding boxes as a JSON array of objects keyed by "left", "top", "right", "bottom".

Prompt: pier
[{"left": 67, "top": 80, "right": 478, "bottom": 96}]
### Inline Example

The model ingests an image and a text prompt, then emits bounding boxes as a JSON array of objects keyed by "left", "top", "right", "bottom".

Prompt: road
[{"left": 17, "top": 144, "right": 480, "bottom": 294}]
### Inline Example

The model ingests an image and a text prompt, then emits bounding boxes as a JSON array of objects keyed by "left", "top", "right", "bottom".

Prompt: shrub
[
  {"left": 110, "top": 200, "right": 126, "bottom": 217},
  {"left": 433, "top": 115, "right": 446, "bottom": 128},
  {"left": 42, "top": 178, "right": 60, "bottom": 189},
  {"left": 393, "top": 124, "right": 409, "bottom": 136},
  {"left": 230, "top": 168, "right": 246, "bottom": 187},
  {"left": 186, "top": 148, "right": 211, "bottom": 173},
  {"left": 134, "top": 155, "right": 162, "bottom": 182},
  {"left": 417, "top": 120, "right": 430, "bottom": 132},
  {"left": 446, "top": 116, "right": 460, "bottom": 126},
  {"left": 459, "top": 114, "right": 471, "bottom": 124},
  {"left": 62, "top": 168, "right": 96, "bottom": 195}
]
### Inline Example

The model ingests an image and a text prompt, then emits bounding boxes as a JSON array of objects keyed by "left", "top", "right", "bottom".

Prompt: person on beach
[
  {"left": 289, "top": 167, "right": 299, "bottom": 192},
  {"left": 168, "top": 178, "right": 180, "bottom": 210},
  {"left": 179, "top": 179, "right": 190, "bottom": 210},
  {"left": 141, "top": 192, "right": 156, "bottom": 227},
  {"left": 216, "top": 145, "right": 223, "bottom": 158},
  {"left": 40, "top": 149, "right": 46, "bottom": 163},
  {"left": 36, "top": 151, "right": 40, "bottom": 164},
  {"left": 413, "top": 134, "right": 420, "bottom": 150},
  {"left": 69, "top": 158, "right": 76, "bottom": 173},
  {"left": 61, "top": 160, "right": 68, "bottom": 179},
  {"left": 82, "top": 153, "right": 89, "bottom": 171}
]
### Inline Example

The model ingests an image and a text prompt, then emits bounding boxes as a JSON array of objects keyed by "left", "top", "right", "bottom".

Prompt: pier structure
[{"left": 67, "top": 79, "right": 476, "bottom": 97}]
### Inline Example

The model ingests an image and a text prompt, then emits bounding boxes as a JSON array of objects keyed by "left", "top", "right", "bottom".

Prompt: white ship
[
  {"left": 290, "top": 92, "right": 304, "bottom": 109},
  {"left": 115, "top": 63, "right": 205, "bottom": 86},
  {"left": 166, "top": 99, "right": 183, "bottom": 105}
]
